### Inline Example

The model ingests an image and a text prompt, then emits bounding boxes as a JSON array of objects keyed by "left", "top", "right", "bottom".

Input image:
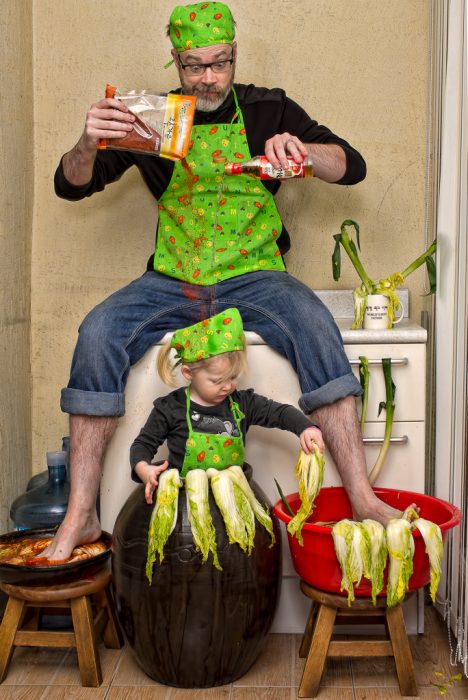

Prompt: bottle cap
[
  {"left": 224, "top": 162, "right": 241, "bottom": 175},
  {"left": 46, "top": 451, "right": 68, "bottom": 467}
]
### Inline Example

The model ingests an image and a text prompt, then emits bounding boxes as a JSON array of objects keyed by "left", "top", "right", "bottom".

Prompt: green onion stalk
[
  {"left": 359, "top": 355, "right": 370, "bottom": 433},
  {"left": 368, "top": 358, "right": 395, "bottom": 485},
  {"left": 332, "top": 219, "right": 437, "bottom": 329}
]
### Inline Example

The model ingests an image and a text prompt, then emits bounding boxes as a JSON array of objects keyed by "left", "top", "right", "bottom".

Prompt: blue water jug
[{"left": 10, "top": 451, "right": 70, "bottom": 530}]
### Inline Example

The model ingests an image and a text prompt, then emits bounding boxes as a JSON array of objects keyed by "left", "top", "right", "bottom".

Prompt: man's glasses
[{"left": 178, "top": 51, "right": 234, "bottom": 76}]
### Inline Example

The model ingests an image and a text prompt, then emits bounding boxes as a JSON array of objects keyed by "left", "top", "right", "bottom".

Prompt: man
[{"left": 46, "top": 1, "right": 398, "bottom": 561}]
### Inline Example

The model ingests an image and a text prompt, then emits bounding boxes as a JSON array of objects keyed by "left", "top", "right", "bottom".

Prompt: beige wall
[
  {"left": 0, "top": 3, "right": 33, "bottom": 526},
  {"left": 30, "top": 0, "right": 430, "bottom": 468}
]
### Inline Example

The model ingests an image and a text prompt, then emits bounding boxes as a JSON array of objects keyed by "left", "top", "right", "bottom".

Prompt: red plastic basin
[{"left": 273, "top": 487, "right": 461, "bottom": 597}]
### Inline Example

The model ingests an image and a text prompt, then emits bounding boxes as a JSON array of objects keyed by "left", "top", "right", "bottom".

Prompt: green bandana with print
[
  {"left": 168, "top": 2, "right": 235, "bottom": 53},
  {"left": 171, "top": 308, "right": 244, "bottom": 363}
]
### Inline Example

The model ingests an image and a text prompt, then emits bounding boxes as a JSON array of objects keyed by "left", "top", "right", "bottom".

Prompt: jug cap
[{"left": 46, "top": 450, "right": 68, "bottom": 467}]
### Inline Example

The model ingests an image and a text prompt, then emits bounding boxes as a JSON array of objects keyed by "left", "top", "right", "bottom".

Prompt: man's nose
[{"left": 201, "top": 66, "right": 217, "bottom": 84}]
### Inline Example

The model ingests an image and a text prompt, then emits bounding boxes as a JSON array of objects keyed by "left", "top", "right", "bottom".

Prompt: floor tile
[
  {"left": 410, "top": 606, "right": 468, "bottom": 689},
  {"left": 49, "top": 643, "right": 122, "bottom": 687},
  {"left": 40, "top": 687, "right": 108, "bottom": 699},
  {"left": 231, "top": 689, "right": 291, "bottom": 699},
  {"left": 0, "top": 647, "right": 69, "bottom": 686},
  {"left": 0, "top": 687, "right": 45, "bottom": 699},
  {"left": 111, "top": 646, "right": 167, "bottom": 687},
  {"left": 232, "top": 633, "right": 293, "bottom": 687},
  {"left": 107, "top": 689, "right": 171, "bottom": 699}
]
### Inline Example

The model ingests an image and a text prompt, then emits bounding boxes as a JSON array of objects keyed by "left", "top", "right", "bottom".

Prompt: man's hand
[
  {"left": 62, "top": 98, "right": 136, "bottom": 186},
  {"left": 300, "top": 426, "right": 325, "bottom": 454},
  {"left": 81, "top": 97, "right": 135, "bottom": 151},
  {"left": 264, "top": 133, "right": 307, "bottom": 169},
  {"left": 264, "top": 133, "right": 347, "bottom": 183}
]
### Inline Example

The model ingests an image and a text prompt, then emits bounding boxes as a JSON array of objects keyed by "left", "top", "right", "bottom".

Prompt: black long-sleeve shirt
[
  {"left": 130, "top": 387, "right": 316, "bottom": 480},
  {"left": 54, "top": 83, "right": 366, "bottom": 260}
]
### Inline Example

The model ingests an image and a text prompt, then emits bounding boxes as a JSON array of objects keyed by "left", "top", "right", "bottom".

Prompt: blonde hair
[{"left": 157, "top": 338, "right": 248, "bottom": 387}]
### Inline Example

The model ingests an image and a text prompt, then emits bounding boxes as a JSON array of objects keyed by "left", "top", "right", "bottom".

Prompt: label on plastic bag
[{"left": 98, "top": 85, "right": 196, "bottom": 161}]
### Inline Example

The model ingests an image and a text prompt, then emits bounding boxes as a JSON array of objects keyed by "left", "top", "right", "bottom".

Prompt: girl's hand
[
  {"left": 135, "top": 460, "right": 169, "bottom": 504},
  {"left": 300, "top": 427, "right": 325, "bottom": 454}
]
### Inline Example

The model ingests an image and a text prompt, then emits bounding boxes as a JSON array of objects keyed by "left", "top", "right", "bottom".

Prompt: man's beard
[{"left": 182, "top": 76, "right": 234, "bottom": 113}]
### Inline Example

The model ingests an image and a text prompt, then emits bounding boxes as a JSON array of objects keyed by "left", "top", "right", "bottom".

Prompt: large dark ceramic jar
[{"left": 112, "top": 464, "right": 281, "bottom": 688}]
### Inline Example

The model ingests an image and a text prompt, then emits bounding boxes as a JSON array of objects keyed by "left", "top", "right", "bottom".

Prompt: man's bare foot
[
  {"left": 351, "top": 493, "right": 403, "bottom": 526},
  {"left": 38, "top": 512, "right": 102, "bottom": 562},
  {"left": 352, "top": 494, "right": 421, "bottom": 526}
]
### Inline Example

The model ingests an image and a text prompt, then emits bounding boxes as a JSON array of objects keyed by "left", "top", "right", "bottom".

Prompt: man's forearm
[
  {"left": 62, "top": 135, "right": 97, "bottom": 186},
  {"left": 306, "top": 143, "right": 346, "bottom": 183}
]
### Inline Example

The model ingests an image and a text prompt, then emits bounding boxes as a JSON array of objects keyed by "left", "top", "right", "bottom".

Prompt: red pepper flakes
[
  {"left": 272, "top": 229, "right": 278, "bottom": 237},
  {"left": 223, "top": 317, "right": 232, "bottom": 325},
  {"left": 254, "top": 201, "right": 262, "bottom": 208},
  {"left": 214, "top": 12, "right": 222, "bottom": 19},
  {"left": 219, "top": 198, "right": 227, "bottom": 205},
  {"left": 245, "top": 228, "right": 252, "bottom": 236},
  {"left": 178, "top": 215, "right": 184, "bottom": 224},
  {"left": 234, "top": 152, "right": 245, "bottom": 159},
  {"left": 190, "top": 12, "right": 196, "bottom": 20},
  {"left": 212, "top": 149, "right": 222, "bottom": 157},
  {"left": 209, "top": 127, "right": 218, "bottom": 135},
  {"left": 197, "top": 451, "right": 206, "bottom": 461},
  {"left": 240, "top": 128, "right": 246, "bottom": 135},
  {"left": 178, "top": 195, "right": 187, "bottom": 202},
  {"left": 193, "top": 269, "right": 200, "bottom": 278},
  {"left": 158, "top": 204, "right": 165, "bottom": 211},
  {"left": 169, "top": 236, "right": 175, "bottom": 244},
  {"left": 240, "top": 249, "right": 248, "bottom": 255},
  {"left": 223, "top": 439, "right": 233, "bottom": 447},
  {"left": 216, "top": 247, "right": 226, "bottom": 252}
]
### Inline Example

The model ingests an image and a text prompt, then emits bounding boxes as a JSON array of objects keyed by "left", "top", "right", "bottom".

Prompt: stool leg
[
  {"left": 299, "top": 602, "right": 317, "bottom": 658},
  {"left": 386, "top": 604, "right": 418, "bottom": 697},
  {"left": 70, "top": 595, "right": 102, "bottom": 687},
  {"left": 0, "top": 597, "right": 25, "bottom": 683},
  {"left": 299, "top": 604, "right": 337, "bottom": 698},
  {"left": 94, "top": 586, "right": 124, "bottom": 649}
]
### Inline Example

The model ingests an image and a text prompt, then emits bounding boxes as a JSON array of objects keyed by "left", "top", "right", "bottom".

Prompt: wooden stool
[
  {"left": 298, "top": 581, "right": 417, "bottom": 698},
  {"left": 0, "top": 566, "right": 124, "bottom": 687}
]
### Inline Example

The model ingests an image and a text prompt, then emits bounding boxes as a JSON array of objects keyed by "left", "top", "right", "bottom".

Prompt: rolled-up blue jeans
[{"left": 61, "top": 270, "right": 361, "bottom": 416}]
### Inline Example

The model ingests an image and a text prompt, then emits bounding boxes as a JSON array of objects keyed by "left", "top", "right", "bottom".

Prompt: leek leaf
[
  {"left": 287, "top": 447, "right": 325, "bottom": 546},
  {"left": 146, "top": 468, "right": 181, "bottom": 583},
  {"left": 185, "top": 469, "right": 221, "bottom": 571}
]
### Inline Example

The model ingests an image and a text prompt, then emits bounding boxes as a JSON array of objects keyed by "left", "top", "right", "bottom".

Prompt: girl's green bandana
[
  {"left": 171, "top": 308, "right": 244, "bottom": 363},
  {"left": 168, "top": 2, "right": 235, "bottom": 53}
]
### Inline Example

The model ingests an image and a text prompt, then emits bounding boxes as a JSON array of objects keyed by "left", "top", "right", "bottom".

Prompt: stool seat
[
  {"left": 298, "top": 581, "right": 417, "bottom": 698},
  {"left": 0, "top": 566, "right": 123, "bottom": 687}
]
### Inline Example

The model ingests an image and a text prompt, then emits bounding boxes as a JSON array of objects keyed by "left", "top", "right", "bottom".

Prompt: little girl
[{"left": 131, "top": 308, "right": 324, "bottom": 504}]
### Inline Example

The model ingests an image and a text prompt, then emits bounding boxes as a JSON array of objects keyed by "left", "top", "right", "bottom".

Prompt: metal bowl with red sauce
[{"left": 0, "top": 528, "right": 112, "bottom": 586}]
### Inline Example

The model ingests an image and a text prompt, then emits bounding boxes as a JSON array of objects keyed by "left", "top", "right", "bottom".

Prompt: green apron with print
[
  {"left": 180, "top": 387, "right": 245, "bottom": 477},
  {"left": 154, "top": 88, "right": 286, "bottom": 285}
]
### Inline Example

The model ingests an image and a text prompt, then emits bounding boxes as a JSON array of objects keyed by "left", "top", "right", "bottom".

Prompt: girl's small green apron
[
  {"left": 154, "top": 88, "right": 286, "bottom": 285},
  {"left": 180, "top": 387, "right": 245, "bottom": 476}
]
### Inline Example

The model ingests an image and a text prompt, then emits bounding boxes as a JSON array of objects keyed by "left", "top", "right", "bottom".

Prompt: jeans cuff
[
  {"left": 299, "top": 372, "right": 363, "bottom": 414},
  {"left": 60, "top": 388, "right": 126, "bottom": 416}
]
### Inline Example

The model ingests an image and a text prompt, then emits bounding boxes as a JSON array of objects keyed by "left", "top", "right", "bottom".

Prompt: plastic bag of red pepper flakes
[{"left": 98, "top": 84, "right": 196, "bottom": 160}]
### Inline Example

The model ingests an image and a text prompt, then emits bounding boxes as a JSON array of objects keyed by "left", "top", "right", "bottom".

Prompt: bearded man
[{"left": 46, "top": 1, "right": 399, "bottom": 561}]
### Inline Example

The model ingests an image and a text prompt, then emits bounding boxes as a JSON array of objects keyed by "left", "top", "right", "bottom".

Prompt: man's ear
[{"left": 181, "top": 365, "right": 193, "bottom": 381}]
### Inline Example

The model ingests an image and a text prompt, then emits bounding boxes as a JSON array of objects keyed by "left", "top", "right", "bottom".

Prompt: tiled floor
[{"left": 0, "top": 604, "right": 467, "bottom": 699}]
